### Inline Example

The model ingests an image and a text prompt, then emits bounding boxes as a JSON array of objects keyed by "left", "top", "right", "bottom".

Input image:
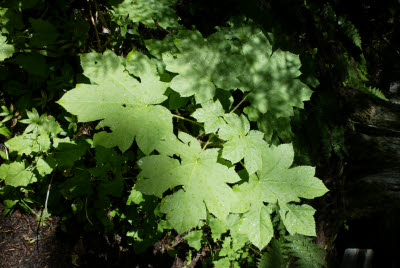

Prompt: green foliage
[
  {"left": 2, "top": 0, "right": 386, "bottom": 266},
  {"left": 0, "top": 34, "right": 14, "bottom": 60},
  {"left": 137, "top": 132, "right": 241, "bottom": 233},
  {"left": 258, "top": 235, "right": 326, "bottom": 268},
  {"left": 338, "top": 16, "right": 362, "bottom": 49},
  {"left": 58, "top": 50, "right": 172, "bottom": 154},
  {"left": 110, "top": 0, "right": 179, "bottom": 29}
]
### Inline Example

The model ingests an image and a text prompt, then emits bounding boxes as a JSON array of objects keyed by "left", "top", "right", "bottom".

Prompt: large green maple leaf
[
  {"left": 163, "top": 30, "right": 242, "bottom": 103},
  {"left": 230, "top": 175, "right": 274, "bottom": 249},
  {"left": 110, "top": 0, "right": 179, "bottom": 29},
  {"left": 136, "top": 132, "right": 240, "bottom": 233},
  {"left": 259, "top": 144, "right": 328, "bottom": 236},
  {"left": 229, "top": 143, "right": 328, "bottom": 248},
  {"left": 58, "top": 50, "right": 172, "bottom": 154},
  {"left": 237, "top": 31, "right": 313, "bottom": 118}
]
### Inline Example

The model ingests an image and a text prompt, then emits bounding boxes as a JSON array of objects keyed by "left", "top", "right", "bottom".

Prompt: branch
[
  {"left": 230, "top": 93, "right": 249, "bottom": 114},
  {"left": 172, "top": 114, "right": 204, "bottom": 127}
]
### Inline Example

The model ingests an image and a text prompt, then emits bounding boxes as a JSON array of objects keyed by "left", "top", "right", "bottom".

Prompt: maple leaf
[
  {"left": 136, "top": 132, "right": 240, "bottom": 233},
  {"left": 259, "top": 144, "right": 328, "bottom": 204},
  {"left": 236, "top": 31, "right": 313, "bottom": 118},
  {"left": 228, "top": 144, "right": 328, "bottom": 247},
  {"left": 230, "top": 175, "right": 274, "bottom": 249},
  {"left": 57, "top": 50, "right": 172, "bottom": 154},
  {"left": 244, "top": 106, "right": 293, "bottom": 143},
  {"left": 279, "top": 203, "right": 317, "bottom": 236},
  {"left": 192, "top": 99, "right": 225, "bottom": 134},
  {"left": 163, "top": 30, "right": 242, "bottom": 103},
  {"left": 110, "top": 0, "right": 179, "bottom": 29},
  {"left": 218, "top": 113, "right": 268, "bottom": 175},
  {"left": 258, "top": 144, "right": 328, "bottom": 236}
]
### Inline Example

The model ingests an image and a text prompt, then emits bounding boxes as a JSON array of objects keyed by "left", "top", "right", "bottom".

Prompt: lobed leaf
[
  {"left": 136, "top": 132, "right": 240, "bottom": 233},
  {"left": 58, "top": 50, "right": 172, "bottom": 154}
]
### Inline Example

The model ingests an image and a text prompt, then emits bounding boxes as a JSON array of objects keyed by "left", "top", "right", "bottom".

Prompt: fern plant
[{"left": 258, "top": 235, "right": 326, "bottom": 268}]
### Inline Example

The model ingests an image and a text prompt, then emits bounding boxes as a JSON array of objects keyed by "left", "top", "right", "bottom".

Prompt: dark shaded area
[{"left": 0, "top": 204, "right": 177, "bottom": 267}]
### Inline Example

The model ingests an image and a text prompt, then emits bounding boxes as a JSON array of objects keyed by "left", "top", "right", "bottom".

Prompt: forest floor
[
  {"left": 0, "top": 204, "right": 184, "bottom": 267},
  {"left": 0, "top": 204, "right": 72, "bottom": 268}
]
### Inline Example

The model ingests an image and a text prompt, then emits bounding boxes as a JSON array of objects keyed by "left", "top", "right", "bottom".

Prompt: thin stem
[
  {"left": 201, "top": 134, "right": 213, "bottom": 153},
  {"left": 85, "top": 197, "right": 93, "bottom": 225},
  {"left": 172, "top": 114, "right": 203, "bottom": 127},
  {"left": 88, "top": 1, "right": 101, "bottom": 51},
  {"left": 20, "top": 200, "right": 39, "bottom": 217},
  {"left": 44, "top": 171, "right": 56, "bottom": 217},
  {"left": 230, "top": 93, "right": 249, "bottom": 114}
]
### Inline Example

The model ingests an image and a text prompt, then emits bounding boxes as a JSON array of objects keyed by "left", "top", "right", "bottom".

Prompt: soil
[
  {"left": 0, "top": 204, "right": 186, "bottom": 267},
  {"left": 0, "top": 204, "right": 70, "bottom": 268}
]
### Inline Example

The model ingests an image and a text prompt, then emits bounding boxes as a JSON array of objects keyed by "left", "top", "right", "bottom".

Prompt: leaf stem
[
  {"left": 201, "top": 134, "right": 213, "bottom": 153},
  {"left": 44, "top": 171, "right": 55, "bottom": 217},
  {"left": 172, "top": 114, "right": 203, "bottom": 127},
  {"left": 88, "top": 1, "right": 101, "bottom": 51},
  {"left": 230, "top": 93, "right": 249, "bottom": 114}
]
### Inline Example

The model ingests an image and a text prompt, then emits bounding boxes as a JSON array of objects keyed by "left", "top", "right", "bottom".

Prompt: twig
[
  {"left": 166, "top": 230, "right": 191, "bottom": 250},
  {"left": 11, "top": 245, "right": 24, "bottom": 250},
  {"left": 36, "top": 208, "right": 43, "bottom": 252},
  {"left": 172, "top": 114, "right": 204, "bottom": 127},
  {"left": 22, "top": 214, "right": 32, "bottom": 232},
  {"left": 88, "top": 0, "right": 101, "bottom": 51},
  {"left": 20, "top": 200, "right": 39, "bottom": 217},
  {"left": 230, "top": 93, "right": 249, "bottom": 114},
  {"left": 85, "top": 198, "right": 93, "bottom": 225},
  {"left": 23, "top": 240, "right": 30, "bottom": 253},
  {"left": 44, "top": 172, "right": 55, "bottom": 217},
  {"left": 200, "top": 134, "right": 213, "bottom": 153}
]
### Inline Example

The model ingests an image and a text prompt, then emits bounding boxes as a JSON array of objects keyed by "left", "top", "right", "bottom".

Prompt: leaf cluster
[{"left": 1, "top": 0, "right": 387, "bottom": 266}]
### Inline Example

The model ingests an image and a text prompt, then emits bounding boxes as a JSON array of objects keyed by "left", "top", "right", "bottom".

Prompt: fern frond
[
  {"left": 361, "top": 86, "right": 388, "bottom": 101},
  {"left": 321, "top": 4, "right": 337, "bottom": 22},
  {"left": 338, "top": 17, "right": 362, "bottom": 49},
  {"left": 257, "top": 239, "right": 287, "bottom": 268},
  {"left": 284, "top": 234, "right": 326, "bottom": 268}
]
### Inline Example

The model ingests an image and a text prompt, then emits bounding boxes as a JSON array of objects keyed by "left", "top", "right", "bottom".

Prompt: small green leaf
[
  {"left": 0, "top": 151, "right": 7, "bottom": 160},
  {"left": 126, "top": 187, "right": 144, "bottom": 205},
  {"left": 185, "top": 230, "right": 203, "bottom": 251},
  {"left": 0, "top": 35, "right": 15, "bottom": 61},
  {"left": 238, "top": 205, "right": 273, "bottom": 249},
  {"left": 36, "top": 156, "right": 56, "bottom": 176},
  {"left": 0, "top": 161, "right": 37, "bottom": 187},
  {"left": 0, "top": 126, "right": 11, "bottom": 137},
  {"left": 209, "top": 215, "right": 229, "bottom": 240},
  {"left": 279, "top": 203, "right": 317, "bottom": 236},
  {"left": 192, "top": 100, "right": 225, "bottom": 134},
  {"left": 219, "top": 113, "right": 268, "bottom": 175},
  {"left": 6, "top": 133, "right": 51, "bottom": 155}
]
